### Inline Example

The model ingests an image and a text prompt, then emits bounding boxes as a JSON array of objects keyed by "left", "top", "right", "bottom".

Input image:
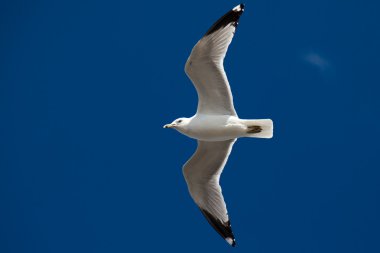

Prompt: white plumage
[{"left": 164, "top": 4, "right": 273, "bottom": 247}]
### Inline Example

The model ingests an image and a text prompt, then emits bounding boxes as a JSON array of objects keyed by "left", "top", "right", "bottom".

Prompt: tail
[{"left": 243, "top": 119, "right": 273, "bottom": 138}]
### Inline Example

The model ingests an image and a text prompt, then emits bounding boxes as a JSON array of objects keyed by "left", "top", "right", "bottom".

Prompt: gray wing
[
  {"left": 184, "top": 4, "right": 244, "bottom": 116},
  {"left": 182, "top": 139, "right": 237, "bottom": 246}
]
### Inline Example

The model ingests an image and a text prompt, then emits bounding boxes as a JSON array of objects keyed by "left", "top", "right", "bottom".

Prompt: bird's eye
[{"left": 177, "top": 120, "right": 182, "bottom": 123}]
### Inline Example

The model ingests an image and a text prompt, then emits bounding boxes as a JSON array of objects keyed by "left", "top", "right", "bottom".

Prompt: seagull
[{"left": 164, "top": 4, "right": 273, "bottom": 247}]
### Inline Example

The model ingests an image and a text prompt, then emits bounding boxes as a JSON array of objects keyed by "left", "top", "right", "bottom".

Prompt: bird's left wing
[
  {"left": 182, "top": 139, "right": 237, "bottom": 246},
  {"left": 184, "top": 4, "right": 245, "bottom": 116}
]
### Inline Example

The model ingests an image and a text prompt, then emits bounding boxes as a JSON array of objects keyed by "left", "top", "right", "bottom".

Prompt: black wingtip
[
  {"left": 236, "top": 3, "right": 245, "bottom": 12},
  {"left": 232, "top": 4, "right": 245, "bottom": 14},
  {"left": 204, "top": 4, "right": 245, "bottom": 36},
  {"left": 199, "top": 208, "right": 236, "bottom": 247},
  {"left": 226, "top": 236, "right": 237, "bottom": 247}
]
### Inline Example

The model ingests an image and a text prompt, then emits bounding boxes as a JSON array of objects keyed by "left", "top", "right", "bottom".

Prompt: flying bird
[{"left": 164, "top": 4, "right": 273, "bottom": 247}]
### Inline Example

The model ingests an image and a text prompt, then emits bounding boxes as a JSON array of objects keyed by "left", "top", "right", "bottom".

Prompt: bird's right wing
[
  {"left": 182, "top": 139, "right": 237, "bottom": 246},
  {"left": 184, "top": 4, "right": 245, "bottom": 116}
]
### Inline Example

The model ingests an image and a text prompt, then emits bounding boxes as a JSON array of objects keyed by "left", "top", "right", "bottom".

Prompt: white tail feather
[{"left": 243, "top": 119, "right": 273, "bottom": 138}]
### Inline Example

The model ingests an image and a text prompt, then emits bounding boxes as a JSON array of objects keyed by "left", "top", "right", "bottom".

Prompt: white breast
[{"left": 181, "top": 115, "right": 245, "bottom": 141}]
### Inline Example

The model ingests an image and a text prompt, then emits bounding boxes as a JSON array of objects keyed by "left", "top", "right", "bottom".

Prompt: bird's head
[{"left": 163, "top": 117, "right": 190, "bottom": 131}]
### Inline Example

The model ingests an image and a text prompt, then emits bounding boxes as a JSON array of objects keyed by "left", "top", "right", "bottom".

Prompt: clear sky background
[{"left": 1, "top": 1, "right": 380, "bottom": 252}]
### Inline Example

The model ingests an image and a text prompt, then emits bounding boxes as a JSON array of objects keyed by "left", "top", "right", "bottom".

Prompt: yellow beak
[{"left": 163, "top": 124, "right": 174, "bottom": 129}]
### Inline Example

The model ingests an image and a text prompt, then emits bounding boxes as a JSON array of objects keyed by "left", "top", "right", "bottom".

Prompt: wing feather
[
  {"left": 182, "top": 139, "right": 237, "bottom": 246},
  {"left": 184, "top": 4, "right": 245, "bottom": 116}
]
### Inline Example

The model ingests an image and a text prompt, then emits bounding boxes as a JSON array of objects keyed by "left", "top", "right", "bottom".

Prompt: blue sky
[{"left": 1, "top": 0, "right": 380, "bottom": 252}]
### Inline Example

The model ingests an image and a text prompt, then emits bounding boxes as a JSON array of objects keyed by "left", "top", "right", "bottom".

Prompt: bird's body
[
  {"left": 177, "top": 115, "right": 244, "bottom": 141},
  {"left": 164, "top": 4, "right": 273, "bottom": 247},
  {"left": 176, "top": 115, "right": 271, "bottom": 141}
]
